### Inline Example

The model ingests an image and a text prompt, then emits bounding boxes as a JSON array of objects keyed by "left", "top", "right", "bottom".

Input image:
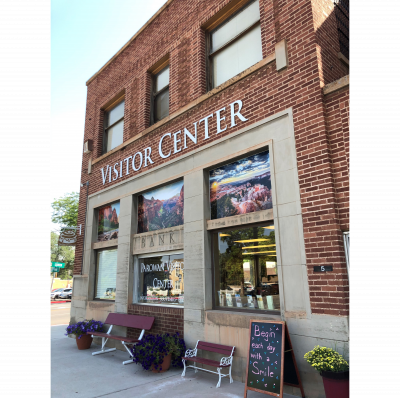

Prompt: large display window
[
  {"left": 209, "top": 150, "right": 272, "bottom": 220},
  {"left": 137, "top": 252, "right": 184, "bottom": 306},
  {"left": 137, "top": 180, "right": 184, "bottom": 233},
  {"left": 95, "top": 249, "right": 117, "bottom": 300},
  {"left": 97, "top": 201, "right": 120, "bottom": 241},
  {"left": 212, "top": 222, "right": 280, "bottom": 312}
]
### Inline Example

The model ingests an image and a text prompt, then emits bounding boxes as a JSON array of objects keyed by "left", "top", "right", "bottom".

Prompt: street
[{"left": 51, "top": 302, "right": 71, "bottom": 326}]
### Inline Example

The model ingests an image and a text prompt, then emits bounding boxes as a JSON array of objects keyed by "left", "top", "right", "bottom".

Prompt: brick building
[{"left": 71, "top": 0, "right": 349, "bottom": 396}]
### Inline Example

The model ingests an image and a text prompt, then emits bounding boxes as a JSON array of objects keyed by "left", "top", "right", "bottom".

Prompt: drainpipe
[{"left": 80, "top": 181, "right": 89, "bottom": 275}]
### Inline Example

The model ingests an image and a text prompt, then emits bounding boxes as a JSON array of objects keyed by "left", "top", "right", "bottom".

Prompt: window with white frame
[
  {"left": 95, "top": 249, "right": 117, "bottom": 300},
  {"left": 104, "top": 99, "right": 125, "bottom": 153},
  {"left": 208, "top": 0, "right": 262, "bottom": 88}
]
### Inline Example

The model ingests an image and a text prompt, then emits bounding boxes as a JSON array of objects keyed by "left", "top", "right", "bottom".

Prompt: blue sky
[{"left": 51, "top": 0, "right": 167, "bottom": 230}]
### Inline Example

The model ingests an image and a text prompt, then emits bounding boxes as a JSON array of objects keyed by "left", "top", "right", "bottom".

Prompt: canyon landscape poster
[
  {"left": 210, "top": 150, "right": 272, "bottom": 220},
  {"left": 138, "top": 180, "right": 184, "bottom": 233},
  {"left": 98, "top": 201, "right": 120, "bottom": 241}
]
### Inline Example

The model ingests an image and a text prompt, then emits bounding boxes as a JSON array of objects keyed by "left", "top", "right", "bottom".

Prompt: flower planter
[
  {"left": 321, "top": 370, "right": 349, "bottom": 398},
  {"left": 76, "top": 334, "right": 93, "bottom": 350},
  {"left": 151, "top": 354, "right": 172, "bottom": 373}
]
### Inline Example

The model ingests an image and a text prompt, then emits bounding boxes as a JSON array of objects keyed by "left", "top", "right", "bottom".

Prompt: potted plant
[
  {"left": 304, "top": 345, "right": 349, "bottom": 398},
  {"left": 131, "top": 332, "right": 186, "bottom": 373},
  {"left": 65, "top": 319, "right": 104, "bottom": 350}
]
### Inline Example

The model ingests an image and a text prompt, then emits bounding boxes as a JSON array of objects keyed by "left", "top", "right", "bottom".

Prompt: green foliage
[
  {"left": 51, "top": 231, "right": 75, "bottom": 278},
  {"left": 51, "top": 192, "right": 79, "bottom": 227},
  {"left": 304, "top": 346, "right": 349, "bottom": 373}
]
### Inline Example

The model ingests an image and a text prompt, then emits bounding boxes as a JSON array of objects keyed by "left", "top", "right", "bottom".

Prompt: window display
[
  {"left": 97, "top": 201, "right": 120, "bottom": 241},
  {"left": 137, "top": 180, "right": 184, "bottom": 233},
  {"left": 138, "top": 253, "right": 184, "bottom": 306},
  {"left": 212, "top": 223, "right": 279, "bottom": 311},
  {"left": 209, "top": 150, "right": 272, "bottom": 220}
]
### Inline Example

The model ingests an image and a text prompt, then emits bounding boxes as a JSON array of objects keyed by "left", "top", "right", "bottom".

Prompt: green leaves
[{"left": 51, "top": 192, "right": 79, "bottom": 227}]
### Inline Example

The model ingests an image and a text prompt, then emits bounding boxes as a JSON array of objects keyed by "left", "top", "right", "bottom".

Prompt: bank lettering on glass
[
  {"left": 247, "top": 322, "right": 283, "bottom": 396},
  {"left": 100, "top": 100, "right": 248, "bottom": 185},
  {"left": 141, "top": 260, "right": 183, "bottom": 290}
]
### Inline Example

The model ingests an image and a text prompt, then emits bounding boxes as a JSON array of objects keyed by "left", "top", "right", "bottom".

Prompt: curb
[{"left": 51, "top": 300, "right": 71, "bottom": 304}]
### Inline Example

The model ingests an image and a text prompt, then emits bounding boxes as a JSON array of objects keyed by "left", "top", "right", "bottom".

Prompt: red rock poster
[
  {"left": 210, "top": 150, "right": 272, "bottom": 219},
  {"left": 138, "top": 180, "right": 184, "bottom": 233},
  {"left": 97, "top": 202, "right": 120, "bottom": 241}
]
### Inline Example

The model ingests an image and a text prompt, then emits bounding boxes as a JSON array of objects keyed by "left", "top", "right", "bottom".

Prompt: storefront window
[
  {"left": 138, "top": 253, "right": 184, "bottom": 306},
  {"left": 212, "top": 223, "right": 279, "bottom": 311},
  {"left": 137, "top": 180, "right": 184, "bottom": 233},
  {"left": 97, "top": 201, "right": 120, "bottom": 241},
  {"left": 209, "top": 150, "right": 272, "bottom": 220},
  {"left": 95, "top": 249, "right": 117, "bottom": 300}
]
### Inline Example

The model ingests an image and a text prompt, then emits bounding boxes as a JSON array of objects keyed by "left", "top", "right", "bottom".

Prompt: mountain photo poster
[
  {"left": 98, "top": 201, "right": 120, "bottom": 241},
  {"left": 138, "top": 180, "right": 184, "bottom": 233},
  {"left": 210, "top": 150, "right": 272, "bottom": 220}
]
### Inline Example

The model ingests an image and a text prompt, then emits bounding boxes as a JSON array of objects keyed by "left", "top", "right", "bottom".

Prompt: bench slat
[
  {"left": 91, "top": 331, "right": 138, "bottom": 343},
  {"left": 104, "top": 313, "right": 155, "bottom": 330},
  {"left": 197, "top": 341, "right": 234, "bottom": 356},
  {"left": 182, "top": 356, "right": 231, "bottom": 368}
]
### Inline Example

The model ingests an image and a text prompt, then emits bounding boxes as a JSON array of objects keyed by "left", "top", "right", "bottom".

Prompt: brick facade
[
  {"left": 127, "top": 304, "right": 184, "bottom": 340},
  {"left": 75, "top": 0, "right": 350, "bottom": 319}
]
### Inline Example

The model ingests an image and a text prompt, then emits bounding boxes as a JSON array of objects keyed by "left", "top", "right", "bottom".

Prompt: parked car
[
  {"left": 51, "top": 288, "right": 65, "bottom": 299},
  {"left": 59, "top": 288, "right": 72, "bottom": 299}
]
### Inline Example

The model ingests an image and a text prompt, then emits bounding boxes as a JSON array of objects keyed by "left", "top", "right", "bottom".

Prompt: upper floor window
[
  {"left": 151, "top": 65, "right": 169, "bottom": 124},
  {"left": 104, "top": 99, "right": 125, "bottom": 153},
  {"left": 208, "top": 0, "right": 262, "bottom": 88}
]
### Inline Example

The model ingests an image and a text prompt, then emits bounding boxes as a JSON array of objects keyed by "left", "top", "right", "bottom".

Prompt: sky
[
  {"left": 51, "top": 0, "right": 167, "bottom": 231},
  {"left": 209, "top": 150, "right": 270, "bottom": 186},
  {"left": 142, "top": 180, "right": 183, "bottom": 201}
]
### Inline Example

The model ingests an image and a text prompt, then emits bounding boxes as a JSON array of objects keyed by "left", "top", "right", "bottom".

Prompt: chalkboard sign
[{"left": 244, "top": 320, "right": 285, "bottom": 397}]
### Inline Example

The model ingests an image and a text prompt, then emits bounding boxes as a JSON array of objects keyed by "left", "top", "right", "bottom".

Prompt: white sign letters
[{"left": 100, "top": 100, "right": 248, "bottom": 185}]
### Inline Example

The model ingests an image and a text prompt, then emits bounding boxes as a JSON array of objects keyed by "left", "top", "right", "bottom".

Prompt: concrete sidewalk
[{"left": 51, "top": 325, "right": 299, "bottom": 398}]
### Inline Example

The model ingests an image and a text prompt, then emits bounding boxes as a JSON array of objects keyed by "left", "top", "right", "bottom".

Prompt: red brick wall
[
  {"left": 127, "top": 304, "right": 184, "bottom": 339},
  {"left": 75, "top": 0, "right": 349, "bottom": 317}
]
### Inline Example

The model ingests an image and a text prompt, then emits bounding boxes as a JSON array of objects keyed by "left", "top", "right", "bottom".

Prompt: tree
[
  {"left": 51, "top": 192, "right": 79, "bottom": 227},
  {"left": 51, "top": 232, "right": 74, "bottom": 279}
]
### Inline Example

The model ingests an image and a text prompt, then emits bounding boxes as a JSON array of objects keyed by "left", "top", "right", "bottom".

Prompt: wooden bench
[
  {"left": 91, "top": 313, "right": 154, "bottom": 365},
  {"left": 181, "top": 340, "right": 235, "bottom": 388}
]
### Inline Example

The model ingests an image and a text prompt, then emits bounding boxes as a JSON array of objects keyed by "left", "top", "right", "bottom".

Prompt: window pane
[
  {"left": 210, "top": 150, "right": 272, "bottom": 220},
  {"left": 154, "top": 89, "right": 169, "bottom": 121},
  {"left": 137, "top": 180, "right": 184, "bottom": 233},
  {"left": 105, "top": 100, "right": 125, "bottom": 127},
  {"left": 98, "top": 201, "right": 120, "bottom": 241},
  {"left": 155, "top": 66, "right": 169, "bottom": 92},
  {"left": 106, "top": 119, "right": 124, "bottom": 151},
  {"left": 138, "top": 253, "right": 184, "bottom": 305},
  {"left": 211, "top": 0, "right": 260, "bottom": 52},
  {"left": 96, "top": 249, "right": 117, "bottom": 300},
  {"left": 213, "top": 224, "right": 279, "bottom": 311},
  {"left": 212, "top": 24, "right": 262, "bottom": 87}
]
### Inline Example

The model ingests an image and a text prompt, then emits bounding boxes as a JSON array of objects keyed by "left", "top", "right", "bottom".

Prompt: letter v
[{"left": 101, "top": 165, "right": 109, "bottom": 185}]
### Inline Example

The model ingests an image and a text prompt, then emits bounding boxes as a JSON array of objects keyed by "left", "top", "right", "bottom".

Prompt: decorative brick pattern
[
  {"left": 75, "top": 0, "right": 350, "bottom": 317},
  {"left": 127, "top": 304, "right": 184, "bottom": 339}
]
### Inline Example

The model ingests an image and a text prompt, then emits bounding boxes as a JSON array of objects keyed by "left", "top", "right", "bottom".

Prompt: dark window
[
  {"left": 138, "top": 253, "right": 184, "bottom": 306},
  {"left": 208, "top": 0, "right": 262, "bottom": 89},
  {"left": 212, "top": 223, "right": 280, "bottom": 312},
  {"left": 104, "top": 100, "right": 125, "bottom": 153},
  {"left": 334, "top": 0, "right": 349, "bottom": 60},
  {"left": 151, "top": 66, "right": 169, "bottom": 124}
]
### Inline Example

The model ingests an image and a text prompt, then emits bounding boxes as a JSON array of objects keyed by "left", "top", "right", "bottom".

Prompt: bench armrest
[
  {"left": 220, "top": 356, "right": 233, "bottom": 366},
  {"left": 184, "top": 348, "right": 197, "bottom": 357}
]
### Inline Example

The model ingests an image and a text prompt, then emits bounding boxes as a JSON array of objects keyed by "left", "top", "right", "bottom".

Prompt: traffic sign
[
  {"left": 51, "top": 262, "right": 65, "bottom": 268},
  {"left": 51, "top": 267, "right": 59, "bottom": 272}
]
